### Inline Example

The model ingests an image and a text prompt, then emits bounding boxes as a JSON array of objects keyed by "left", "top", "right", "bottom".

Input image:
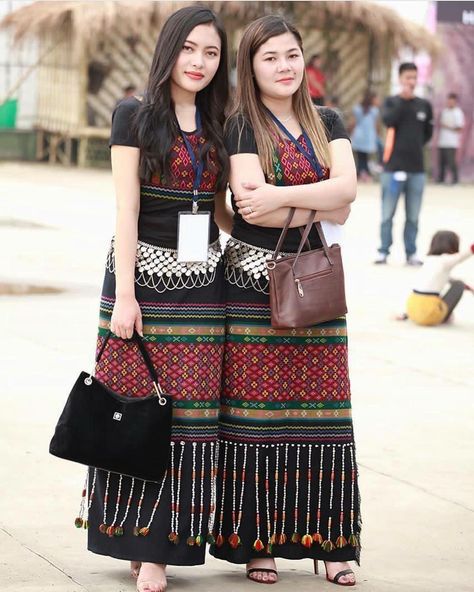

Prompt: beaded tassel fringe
[
  {"left": 213, "top": 441, "right": 360, "bottom": 555},
  {"left": 75, "top": 441, "right": 219, "bottom": 544}
]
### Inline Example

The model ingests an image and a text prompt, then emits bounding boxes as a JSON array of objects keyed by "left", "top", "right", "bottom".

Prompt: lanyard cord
[{"left": 179, "top": 109, "right": 204, "bottom": 214}]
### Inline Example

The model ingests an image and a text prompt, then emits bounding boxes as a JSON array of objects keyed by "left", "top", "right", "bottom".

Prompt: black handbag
[{"left": 49, "top": 331, "right": 172, "bottom": 482}]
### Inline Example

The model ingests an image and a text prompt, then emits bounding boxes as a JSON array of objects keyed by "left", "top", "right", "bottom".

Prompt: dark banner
[{"left": 437, "top": 1, "right": 474, "bottom": 25}]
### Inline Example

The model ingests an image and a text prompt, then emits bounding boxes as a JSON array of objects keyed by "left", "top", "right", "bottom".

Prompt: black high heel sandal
[
  {"left": 246, "top": 567, "right": 278, "bottom": 585},
  {"left": 314, "top": 560, "right": 356, "bottom": 586}
]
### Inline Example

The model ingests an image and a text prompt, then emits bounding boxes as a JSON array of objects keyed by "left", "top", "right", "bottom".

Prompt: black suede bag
[{"left": 49, "top": 331, "right": 172, "bottom": 482}]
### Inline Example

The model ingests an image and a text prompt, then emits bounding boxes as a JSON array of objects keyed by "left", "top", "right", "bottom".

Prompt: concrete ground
[{"left": 1, "top": 162, "right": 473, "bottom": 592}]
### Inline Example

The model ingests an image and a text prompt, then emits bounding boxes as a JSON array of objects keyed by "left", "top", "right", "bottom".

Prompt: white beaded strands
[
  {"left": 270, "top": 444, "right": 280, "bottom": 546},
  {"left": 75, "top": 468, "right": 97, "bottom": 530},
  {"left": 98, "top": 471, "right": 111, "bottom": 535},
  {"left": 312, "top": 444, "right": 325, "bottom": 545},
  {"left": 291, "top": 444, "right": 302, "bottom": 544},
  {"left": 264, "top": 453, "right": 273, "bottom": 554},
  {"left": 197, "top": 442, "right": 206, "bottom": 546},
  {"left": 168, "top": 441, "right": 185, "bottom": 544},
  {"left": 215, "top": 440, "right": 229, "bottom": 547},
  {"left": 336, "top": 445, "right": 348, "bottom": 548},
  {"left": 301, "top": 445, "right": 314, "bottom": 548},
  {"left": 228, "top": 442, "right": 247, "bottom": 549},
  {"left": 348, "top": 444, "right": 359, "bottom": 548},
  {"left": 187, "top": 442, "right": 198, "bottom": 546},
  {"left": 322, "top": 445, "right": 336, "bottom": 552},
  {"left": 252, "top": 445, "right": 264, "bottom": 551},
  {"left": 186, "top": 442, "right": 207, "bottom": 547},
  {"left": 207, "top": 441, "right": 218, "bottom": 544},
  {"left": 277, "top": 443, "right": 289, "bottom": 545},
  {"left": 105, "top": 474, "right": 123, "bottom": 537}
]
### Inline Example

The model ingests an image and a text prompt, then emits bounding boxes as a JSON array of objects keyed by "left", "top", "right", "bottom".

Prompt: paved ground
[{"left": 1, "top": 162, "right": 473, "bottom": 591}]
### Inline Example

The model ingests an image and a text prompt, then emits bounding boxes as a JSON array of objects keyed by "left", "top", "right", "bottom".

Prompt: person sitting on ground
[{"left": 398, "top": 230, "right": 473, "bottom": 326}]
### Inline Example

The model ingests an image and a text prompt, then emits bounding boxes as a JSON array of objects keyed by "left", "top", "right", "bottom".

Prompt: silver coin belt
[
  {"left": 106, "top": 238, "right": 222, "bottom": 293},
  {"left": 224, "top": 237, "right": 292, "bottom": 295}
]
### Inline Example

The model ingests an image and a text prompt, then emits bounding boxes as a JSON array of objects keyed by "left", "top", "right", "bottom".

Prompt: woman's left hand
[{"left": 234, "top": 182, "right": 283, "bottom": 221}]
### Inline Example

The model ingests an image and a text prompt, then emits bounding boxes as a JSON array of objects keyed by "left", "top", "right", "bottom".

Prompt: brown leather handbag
[{"left": 267, "top": 208, "right": 347, "bottom": 328}]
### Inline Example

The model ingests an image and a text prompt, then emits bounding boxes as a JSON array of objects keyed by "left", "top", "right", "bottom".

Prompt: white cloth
[
  {"left": 438, "top": 107, "right": 465, "bottom": 148},
  {"left": 320, "top": 221, "right": 343, "bottom": 247},
  {"left": 412, "top": 250, "right": 472, "bottom": 294}
]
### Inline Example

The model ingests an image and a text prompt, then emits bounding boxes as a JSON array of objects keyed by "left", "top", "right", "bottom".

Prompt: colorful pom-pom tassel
[
  {"left": 312, "top": 532, "right": 323, "bottom": 544},
  {"left": 216, "top": 534, "right": 225, "bottom": 547},
  {"left": 106, "top": 526, "right": 115, "bottom": 537},
  {"left": 336, "top": 535, "right": 347, "bottom": 548},
  {"left": 253, "top": 538, "right": 264, "bottom": 552},
  {"left": 276, "top": 533, "right": 287, "bottom": 545},
  {"left": 168, "top": 532, "right": 179, "bottom": 545},
  {"left": 269, "top": 534, "right": 276, "bottom": 545},
  {"left": 348, "top": 534, "right": 359, "bottom": 547},
  {"left": 83, "top": 520, "right": 89, "bottom": 530},
  {"left": 301, "top": 534, "right": 313, "bottom": 548},
  {"left": 186, "top": 536, "right": 196, "bottom": 546},
  {"left": 195, "top": 535, "right": 203, "bottom": 547},
  {"left": 114, "top": 526, "right": 124, "bottom": 537},
  {"left": 322, "top": 539, "right": 335, "bottom": 553},
  {"left": 99, "top": 523, "right": 107, "bottom": 534},
  {"left": 139, "top": 527, "right": 150, "bottom": 537},
  {"left": 291, "top": 532, "right": 301, "bottom": 544},
  {"left": 265, "top": 543, "right": 273, "bottom": 555},
  {"left": 228, "top": 533, "right": 241, "bottom": 549},
  {"left": 74, "top": 517, "right": 84, "bottom": 528},
  {"left": 133, "top": 526, "right": 140, "bottom": 537},
  {"left": 207, "top": 532, "right": 216, "bottom": 545}
]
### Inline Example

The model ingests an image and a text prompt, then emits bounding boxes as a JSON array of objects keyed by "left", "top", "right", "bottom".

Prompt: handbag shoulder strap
[
  {"left": 96, "top": 331, "right": 159, "bottom": 385},
  {"left": 272, "top": 208, "right": 311, "bottom": 258},
  {"left": 292, "top": 215, "right": 334, "bottom": 268}
]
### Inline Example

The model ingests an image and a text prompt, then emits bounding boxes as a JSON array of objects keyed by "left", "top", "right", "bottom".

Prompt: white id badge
[{"left": 177, "top": 212, "right": 210, "bottom": 262}]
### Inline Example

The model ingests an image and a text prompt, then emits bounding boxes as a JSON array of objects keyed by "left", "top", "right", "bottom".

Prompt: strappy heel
[
  {"left": 246, "top": 567, "right": 278, "bottom": 585},
  {"left": 314, "top": 560, "right": 356, "bottom": 586}
]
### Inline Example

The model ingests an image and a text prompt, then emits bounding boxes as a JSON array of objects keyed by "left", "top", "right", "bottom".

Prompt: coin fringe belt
[
  {"left": 224, "top": 237, "right": 292, "bottom": 295},
  {"left": 106, "top": 238, "right": 222, "bottom": 293}
]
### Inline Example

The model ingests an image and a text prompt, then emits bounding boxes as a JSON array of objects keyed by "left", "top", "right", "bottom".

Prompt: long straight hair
[
  {"left": 134, "top": 6, "right": 229, "bottom": 190},
  {"left": 228, "top": 15, "right": 330, "bottom": 181}
]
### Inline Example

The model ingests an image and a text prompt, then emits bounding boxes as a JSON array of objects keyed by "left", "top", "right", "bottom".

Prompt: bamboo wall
[
  {"left": 34, "top": 22, "right": 392, "bottom": 134},
  {"left": 36, "top": 24, "right": 86, "bottom": 132}
]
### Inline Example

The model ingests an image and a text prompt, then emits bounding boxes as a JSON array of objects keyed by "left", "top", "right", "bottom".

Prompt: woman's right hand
[{"left": 110, "top": 295, "right": 143, "bottom": 339}]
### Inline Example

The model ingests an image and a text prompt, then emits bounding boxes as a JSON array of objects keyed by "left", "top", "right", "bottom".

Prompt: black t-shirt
[
  {"left": 109, "top": 97, "right": 220, "bottom": 248},
  {"left": 382, "top": 95, "right": 433, "bottom": 173},
  {"left": 224, "top": 108, "right": 349, "bottom": 252},
  {"left": 109, "top": 97, "right": 140, "bottom": 147}
]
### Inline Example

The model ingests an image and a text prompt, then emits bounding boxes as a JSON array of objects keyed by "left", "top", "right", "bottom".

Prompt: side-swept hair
[{"left": 228, "top": 15, "right": 330, "bottom": 182}]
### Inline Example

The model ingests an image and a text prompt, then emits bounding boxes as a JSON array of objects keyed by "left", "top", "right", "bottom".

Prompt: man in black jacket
[{"left": 375, "top": 62, "right": 433, "bottom": 265}]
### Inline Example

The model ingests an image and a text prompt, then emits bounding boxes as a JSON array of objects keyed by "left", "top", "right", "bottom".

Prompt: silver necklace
[{"left": 278, "top": 114, "right": 293, "bottom": 123}]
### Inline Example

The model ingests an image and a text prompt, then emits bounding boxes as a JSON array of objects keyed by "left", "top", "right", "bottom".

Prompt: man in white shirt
[{"left": 437, "top": 93, "right": 465, "bottom": 185}]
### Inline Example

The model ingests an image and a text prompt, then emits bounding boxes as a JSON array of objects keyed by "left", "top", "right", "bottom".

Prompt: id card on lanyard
[{"left": 177, "top": 109, "right": 210, "bottom": 263}]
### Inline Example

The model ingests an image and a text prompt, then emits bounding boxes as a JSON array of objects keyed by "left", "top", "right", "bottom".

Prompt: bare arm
[
  {"left": 109, "top": 145, "right": 143, "bottom": 339},
  {"left": 213, "top": 190, "right": 234, "bottom": 235},
  {"left": 232, "top": 138, "right": 356, "bottom": 222}
]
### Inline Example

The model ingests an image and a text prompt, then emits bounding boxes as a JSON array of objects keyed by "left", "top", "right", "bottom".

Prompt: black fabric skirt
[{"left": 83, "top": 245, "right": 225, "bottom": 566}]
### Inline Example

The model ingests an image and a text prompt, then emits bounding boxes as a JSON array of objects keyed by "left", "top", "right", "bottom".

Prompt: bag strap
[
  {"left": 96, "top": 330, "right": 159, "bottom": 385},
  {"left": 272, "top": 208, "right": 311, "bottom": 259},
  {"left": 291, "top": 213, "right": 334, "bottom": 271}
]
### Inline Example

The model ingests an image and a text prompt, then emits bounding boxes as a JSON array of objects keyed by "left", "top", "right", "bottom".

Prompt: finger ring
[{"left": 247, "top": 206, "right": 253, "bottom": 214}]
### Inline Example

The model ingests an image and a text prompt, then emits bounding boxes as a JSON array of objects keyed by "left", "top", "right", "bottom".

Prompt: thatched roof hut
[{"left": 1, "top": 1, "right": 439, "bottom": 166}]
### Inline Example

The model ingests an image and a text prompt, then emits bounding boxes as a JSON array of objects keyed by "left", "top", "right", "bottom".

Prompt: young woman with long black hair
[
  {"left": 82, "top": 7, "right": 230, "bottom": 592},
  {"left": 210, "top": 16, "right": 361, "bottom": 586}
]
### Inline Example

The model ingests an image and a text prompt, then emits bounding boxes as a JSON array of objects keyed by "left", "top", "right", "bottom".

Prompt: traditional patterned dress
[
  {"left": 210, "top": 109, "right": 361, "bottom": 565},
  {"left": 82, "top": 98, "right": 225, "bottom": 566}
]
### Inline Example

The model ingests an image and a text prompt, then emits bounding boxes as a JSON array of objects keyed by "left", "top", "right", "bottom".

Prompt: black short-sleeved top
[
  {"left": 109, "top": 97, "right": 220, "bottom": 248},
  {"left": 224, "top": 108, "right": 349, "bottom": 252}
]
